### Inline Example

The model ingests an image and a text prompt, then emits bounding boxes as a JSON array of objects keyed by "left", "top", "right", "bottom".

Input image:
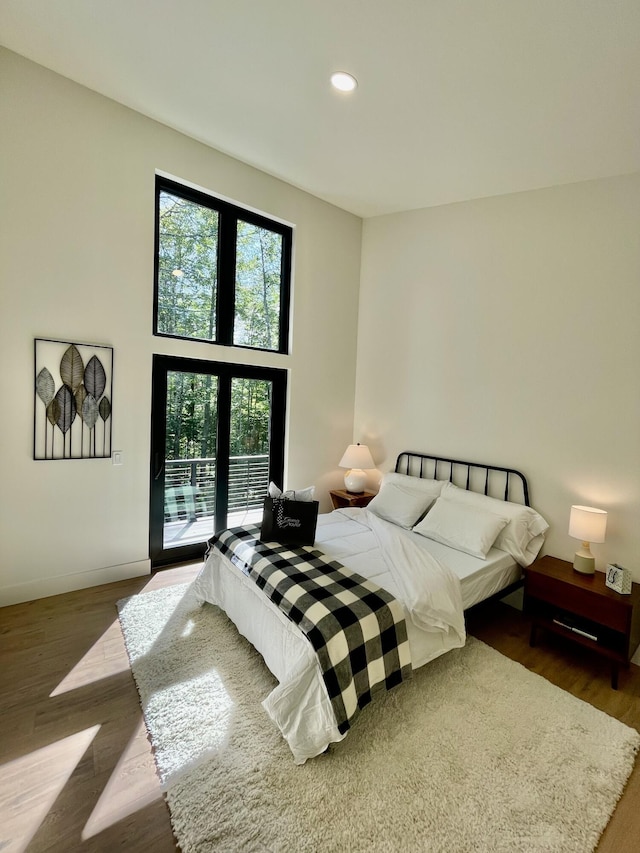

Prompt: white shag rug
[{"left": 118, "top": 583, "right": 639, "bottom": 853}]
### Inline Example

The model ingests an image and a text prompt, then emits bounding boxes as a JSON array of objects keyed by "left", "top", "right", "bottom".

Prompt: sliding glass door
[{"left": 150, "top": 355, "right": 286, "bottom": 567}]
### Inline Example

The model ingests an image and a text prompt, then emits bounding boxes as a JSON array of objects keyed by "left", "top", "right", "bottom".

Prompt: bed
[{"left": 193, "top": 451, "right": 548, "bottom": 764}]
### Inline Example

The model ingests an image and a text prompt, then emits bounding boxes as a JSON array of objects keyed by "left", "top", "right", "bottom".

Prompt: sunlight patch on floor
[
  {"left": 82, "top": 717, "right": 161, "bottom": 840},
  {"left": 181, "top": 618, "right": 195, "bottom": 638},
  {"left": 50, "top": 619, "right": 129, "bottom": 697},
  {"left": 143, "top": 669, "right": 235, "bottom": 786},
  {"left": 118, "top": 590, "right": 188, "bottom": 662},
  {"left": 0, "top": 725, "right": 100, "bottom": 853}
]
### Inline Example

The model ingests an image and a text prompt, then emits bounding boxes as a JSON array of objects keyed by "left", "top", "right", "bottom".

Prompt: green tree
[
  {"left": 234, "top": 221, "right": 282, "bottom": 349},
  {"left": 158, "top": 192, "right": 283, "bottom": 351},
  {"left": 158, "top": 192, "right": 219, "bottom": 340}
]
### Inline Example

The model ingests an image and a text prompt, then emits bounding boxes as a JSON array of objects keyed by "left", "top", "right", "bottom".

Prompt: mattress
[
  {"left": 315, "top": 508, "right": 520, "bottom": 612},
  {"left": 398, "top": 531, "right": 521, "bottom": 609}
]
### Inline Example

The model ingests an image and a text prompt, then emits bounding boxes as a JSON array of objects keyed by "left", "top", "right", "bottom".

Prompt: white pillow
[
  {"left": 440, "top": 482, "right": 548, "bottom": 566},
  {"left": 413, "top": 499, "right": 510, "bottom": 559},
  {"left": 367, "top": 472, "right": 444, "bottom": 529}
]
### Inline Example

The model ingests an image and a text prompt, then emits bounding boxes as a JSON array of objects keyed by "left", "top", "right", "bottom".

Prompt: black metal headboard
[{"left": 395, "top": 451, "right": 530, "bottom": 507}]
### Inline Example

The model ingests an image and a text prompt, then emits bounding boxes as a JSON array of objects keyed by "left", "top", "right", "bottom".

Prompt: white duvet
[{"left": 192, "top": 508, "right": 465, "bottom": 763}]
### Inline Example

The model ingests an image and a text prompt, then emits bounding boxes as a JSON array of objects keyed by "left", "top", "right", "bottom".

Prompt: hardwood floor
[
  {"left": 0, "top": 564, "right": 200, "bottom": 853},
  {"left": 1, "top": 569, "right": 638, "bottom": 852}
]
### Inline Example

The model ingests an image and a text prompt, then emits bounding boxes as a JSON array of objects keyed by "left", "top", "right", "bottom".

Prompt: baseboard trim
[{"left": 0, "top": 559, "right": 151, "bottom": 607}]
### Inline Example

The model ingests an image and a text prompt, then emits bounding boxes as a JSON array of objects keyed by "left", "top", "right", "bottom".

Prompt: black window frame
[
  {"left": 149, "top": 354, "right": 287, "bottom": 568},
  {"left": 153, "top": 175, "right": 292, "bottom": 354}
]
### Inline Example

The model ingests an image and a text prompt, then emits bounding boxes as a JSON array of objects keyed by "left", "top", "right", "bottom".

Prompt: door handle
[{"left": 154, "top": 453, "right": 164, "bottom": 480}]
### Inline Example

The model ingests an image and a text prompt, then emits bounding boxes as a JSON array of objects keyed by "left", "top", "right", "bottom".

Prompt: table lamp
[
  {"left": 569, "top": 505, "right": 607, "bottom": 574},
  {"left": 339, "top": 443, "right": 375, "bottom": 494}
]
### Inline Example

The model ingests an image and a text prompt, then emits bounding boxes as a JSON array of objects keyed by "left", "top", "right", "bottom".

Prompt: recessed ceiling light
[{"left": 331, "top": 71, "right": 358, "bottom": 93}]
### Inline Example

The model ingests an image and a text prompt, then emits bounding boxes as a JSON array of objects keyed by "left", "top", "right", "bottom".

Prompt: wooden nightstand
[
  {"left": 524, "top": 555, "right": 640, "bottom": 689},
  {"left": 330, "top": 489, "right": 376, "bottom": 510}
]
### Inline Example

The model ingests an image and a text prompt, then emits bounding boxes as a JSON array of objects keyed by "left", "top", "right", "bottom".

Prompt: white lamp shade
[
  {"left": 339, "top": 444, "right": 375, "bottom": 470},
  {"left": 569, "top": 505, "right": 607, "bottom": 543}
]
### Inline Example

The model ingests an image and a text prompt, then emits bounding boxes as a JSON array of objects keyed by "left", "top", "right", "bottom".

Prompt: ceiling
[{"left": 1, "top": 0, "right": 639, "bottom": 217}]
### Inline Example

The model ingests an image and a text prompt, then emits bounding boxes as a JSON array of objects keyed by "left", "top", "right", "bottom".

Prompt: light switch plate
[{"left": 112, "top": 450, "right": 123, "bottom": 466}]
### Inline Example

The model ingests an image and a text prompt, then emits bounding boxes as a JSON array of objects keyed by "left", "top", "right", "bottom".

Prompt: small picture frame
[{"left": 605, "top": 564, "right": 632, "bottom": 595}]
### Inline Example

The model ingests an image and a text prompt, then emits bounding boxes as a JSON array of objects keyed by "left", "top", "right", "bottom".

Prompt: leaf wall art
[{"left": 34, "top": 339, "right": 113, "bottom": 460}]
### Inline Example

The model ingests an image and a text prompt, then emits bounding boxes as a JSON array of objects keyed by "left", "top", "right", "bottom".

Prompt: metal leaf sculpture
[
  {"left": 37, "top": 367, "right": 56, "bottom": 459},
  {"left": 84, "top": 355, "right": 106, "bottom": 400},
  {"left": 98, "top": 396, "right": 112, "bottom": 456},
  {"left": 34, "top": 339, "right": 113, "bottom": 460},
  {"left": 98, "top": 396, "right": 111, "bottom": 422},
  {"left": 60, "top": 344, "right": 84, "bottom": 391},
  {"left": 83, "top": 394, "right": 99, "bottom": 457},
  {"left": 74, "top": 384, "right": 87, "bottom": 421},
  {"left": 82, "top": 395, "right": 99, "bottom": 430},
  {"left": 73, "top": 384, "right": 88, "bottom": 457},
  {"left": 55, "top": 385, "right": 77, "bottom": 434},
  {"left": 36, "top": 367, "right": 55, "bottom": 406},
  {"left": 46, "top": 398, "right": 61, "bottom": 426},
  {"left": 46, "top": 398, "right": 61, "bottom": 458}
]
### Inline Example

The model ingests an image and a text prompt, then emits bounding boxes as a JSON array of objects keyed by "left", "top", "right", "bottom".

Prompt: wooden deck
[{"left": 162, "top": 507, "right": 263, "bottom": 549}]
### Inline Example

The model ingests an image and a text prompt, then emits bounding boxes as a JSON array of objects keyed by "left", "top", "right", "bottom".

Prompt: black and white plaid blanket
[{"left": 208, "top": 525, "right": 412, "bottom": 734}]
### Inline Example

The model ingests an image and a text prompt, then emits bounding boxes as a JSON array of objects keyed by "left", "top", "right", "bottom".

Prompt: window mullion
[
  {"left": 214, "top": 371, "right": 231, "bottom": 533},
  {"left": 278, "top": 229, "right": 292, "bottom": 354},
  {"left": 217, "top": 211, "right": 237, "bottom": 346}
]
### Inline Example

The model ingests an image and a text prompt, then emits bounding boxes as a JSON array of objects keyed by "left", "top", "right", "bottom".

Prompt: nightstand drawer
[{"left": 526, "top": 572, "right": 628, "bottom": 633}]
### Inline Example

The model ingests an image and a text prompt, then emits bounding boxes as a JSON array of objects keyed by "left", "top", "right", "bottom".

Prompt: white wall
[
  {"left": 356, "top": 173, "right": 640, "bottom": 577},
  {"left": 0, "top": 49, "right": 362, "bottom": 605},
  {"left": 3, "top": 47, "right": 638, "bottom": 606}
]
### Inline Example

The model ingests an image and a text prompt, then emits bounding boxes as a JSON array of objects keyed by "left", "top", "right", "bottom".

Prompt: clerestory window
[{"left": 154, "top": 176, "right": 292, "bottom": 353}]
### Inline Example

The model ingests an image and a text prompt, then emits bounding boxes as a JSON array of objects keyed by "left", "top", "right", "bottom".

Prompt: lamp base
[
  {"left": 573, "top": 552, "right": 595, "bottom": 575},
  {"left": 344, "top": 469, "right": 366, "bottom": 494}
]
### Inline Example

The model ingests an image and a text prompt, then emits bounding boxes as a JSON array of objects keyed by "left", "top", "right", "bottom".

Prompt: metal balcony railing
[{"left": 163, "top": 453, "right": 269, "bottom": 522}]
